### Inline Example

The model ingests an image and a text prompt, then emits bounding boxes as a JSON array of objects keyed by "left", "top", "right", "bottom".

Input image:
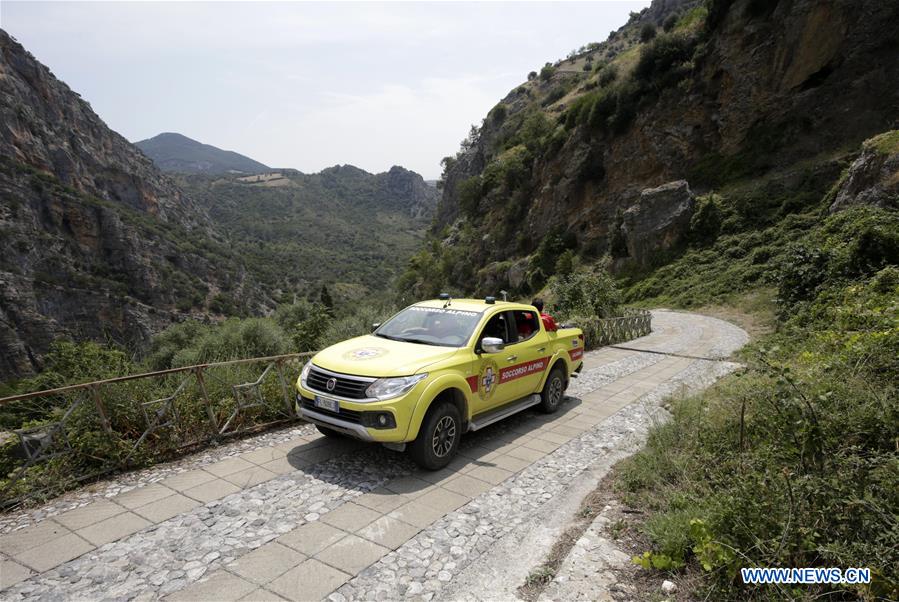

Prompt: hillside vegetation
[{"left": 177, "top": 164, "right": 437, "bottom": 305}]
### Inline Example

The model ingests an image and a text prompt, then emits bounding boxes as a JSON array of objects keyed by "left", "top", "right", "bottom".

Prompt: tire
[
  {"left": 408, "top": 402, "right": 462, "bottom": 470},
  {"left": 540, "top": 367, "right": 566, "bottom": 414},
  {"left": 316, "top": 424, "right": 343, "bottom": 438}
]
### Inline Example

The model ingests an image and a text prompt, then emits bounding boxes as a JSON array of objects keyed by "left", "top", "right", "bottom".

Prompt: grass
[
  {"left": 614, "top": 204, "right": 899, "bottom": 599},
  {"left": 865, "top": 129, "right": 899, "bottom": 155}
]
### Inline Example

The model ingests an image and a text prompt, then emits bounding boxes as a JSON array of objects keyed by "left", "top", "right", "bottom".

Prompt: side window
[
  {"left": 511, "top": 310, "right": 540, "bottom": 343},
  {"left": 478, "top": 312, "right": 511, "bottom": 346}
]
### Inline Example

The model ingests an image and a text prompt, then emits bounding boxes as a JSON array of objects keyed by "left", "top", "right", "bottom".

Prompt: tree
[
  {"left": 539, "top": 65, "right": 556, "bottom": 81},
  {"left": 663, "top": 13, "right": 679, "bottom": 32},
  {"left": 640, "top": 22, "right": 657, "bottom": 42},
  {"left": 320, "top": 284, "right": 334, "bottom": 311}
]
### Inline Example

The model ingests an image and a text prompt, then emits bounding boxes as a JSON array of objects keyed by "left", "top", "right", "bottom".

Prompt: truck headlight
[
  {"left": 365, "top": 373, "right": 428, "bottom": 401},
  {"left": 300, "top": 361, "right": 312, "bottom": 388}
]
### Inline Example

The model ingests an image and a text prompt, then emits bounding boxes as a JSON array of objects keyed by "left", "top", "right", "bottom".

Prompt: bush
[
  {"left": 457, "top": 176, "right": 483, "bottom": 218},
  {"left": 319, "top": 304, "right": 398, "bottom": 348},
  {"left": 481, "top": 145, "right": 532, "bottom": 194},
  {"left": 551, "top": 265, "right": 622, "bottom": 320},
  {"left": 539, "top": 64, "right": 556, "bottom": 81},
  {"left": 598, "top": 64, "right": 618, "bottom": 86},
  {"left": 527, "top": 71, "right": 537, "bottom": 81},
  {"left": 634, "top": 32, "right": 697, "bottom": 87},
  {"left": 489, "top": 102, "right": 508, "bottom": 124},
  {"left": 555, "top": 249, "right": 577, "bottom": 277},
  {"left": 640, "top": 22, "right": 657, "bottom": 42},
  {"left": 541, "top": 85, "right": 568, "bottom": 107},
  {"left": 689, "top": 194, "right": 723, "bottom": 245},
  {"left": 663, "top": 13, "right": 679, "bottom": 32}
]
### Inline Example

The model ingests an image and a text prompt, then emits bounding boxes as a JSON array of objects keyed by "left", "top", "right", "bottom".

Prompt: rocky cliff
[
  {"left": 416, "top": 0, "right": 899, "bottom": 295},
  {"left": 0, "top": 30, "right": 269, "bottom": 379}
]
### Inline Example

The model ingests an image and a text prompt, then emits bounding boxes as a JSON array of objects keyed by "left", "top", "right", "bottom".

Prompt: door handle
[
  {"left": 506, "top": 355, "right": 518, "bottom": 362},
  {"left": 537, "top": 347, "right": 546, "bottom": 352}
]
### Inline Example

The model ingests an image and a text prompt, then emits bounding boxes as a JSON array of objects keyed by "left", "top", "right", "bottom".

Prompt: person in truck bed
[{"left": 531, "top": 298, "right": 557, "bottom": 332}]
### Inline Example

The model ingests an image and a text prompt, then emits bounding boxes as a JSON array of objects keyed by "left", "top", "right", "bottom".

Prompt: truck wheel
[
  {"left": 540, "top": 368, "right": 566, "bottom": 414},
  {"left": 408, "top": 402, "right": 461, "bottom": 470},
  {"left": 316, "top": 424, "right": 343, "bottom": 438}
]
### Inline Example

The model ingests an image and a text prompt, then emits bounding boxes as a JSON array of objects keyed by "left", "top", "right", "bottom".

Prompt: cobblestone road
[{"left": 0, "top": 310, "right": 747, "bottom": 601}]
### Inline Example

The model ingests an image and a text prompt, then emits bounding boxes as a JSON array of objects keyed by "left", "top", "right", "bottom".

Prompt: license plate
[{"left": 314, "top": 395, "right": 339, "bottom": 412}]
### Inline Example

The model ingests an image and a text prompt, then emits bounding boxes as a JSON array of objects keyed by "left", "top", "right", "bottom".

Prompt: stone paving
[{"left": 0, "top": 310, "right": 747, "bottom": 601}]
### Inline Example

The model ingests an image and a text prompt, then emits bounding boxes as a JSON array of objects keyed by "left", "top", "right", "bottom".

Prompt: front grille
[
  {"left": 301, "top": 397, "right": 363, "bottom": 424},
  {"left": 306, "top": 366, "right": 372, "bottom": 399}
]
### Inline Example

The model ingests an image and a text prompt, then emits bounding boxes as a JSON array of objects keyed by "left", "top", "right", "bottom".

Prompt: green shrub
[
  {"left": 319, "top": 304, "right": 398, "bottom": 348},
  {"left": 489, "top": 102, "right": 508, "bottom": 124},
  {"left": 145, "top": 321, "right": 210, "bottom": 370},
  {"left": 481, "top": 145, "right": 532, "bottom": 194},
  {"left": 551, "top": 265, "right": 622, "bottom": 320},
  {"left": 663, "top": 13, "right": 679, "bottom": 32},
  {"left": 555, "top": 249, "right": 577, "bottom": 277},
  {"left": 640, "top": 22, "right": 657, "bottom": 42},
  {"left": 634, "top": 32, "right": 697, "bottom": 88},
  {"left": 539, "top": 64, "right": 556, "bottom": 81},
  {"left": 457, "top": 176, "right": 483, "bottom": 218},
  {"left": 541, "top": 85, "right": 568, "bottom": 107},
  {"left": 689, "top": 194, "right": 723, "bottom": 245},
  {"left": 598, "top": 64, "right": 618, "bottom": 86}
]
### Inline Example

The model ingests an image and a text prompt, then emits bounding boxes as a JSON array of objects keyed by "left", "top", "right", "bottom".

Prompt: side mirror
[
  {"left": 371, "top": 323, "right": 381, "bottom": 332},
  {"left": 481, "top": 337, "right": 505, "bottom": 354}
]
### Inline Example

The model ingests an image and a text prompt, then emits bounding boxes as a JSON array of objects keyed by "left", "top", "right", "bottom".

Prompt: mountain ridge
[{"left": 135, "top": 132, "right": 270, "bottom": 175}]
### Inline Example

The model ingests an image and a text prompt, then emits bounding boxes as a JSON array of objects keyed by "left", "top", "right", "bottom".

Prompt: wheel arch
[
  {"left": 538, "top": 354, "right": 571, "bottom": 390},
  {"left": 407, "top": 380, "right": 471, "bottom": 441}
]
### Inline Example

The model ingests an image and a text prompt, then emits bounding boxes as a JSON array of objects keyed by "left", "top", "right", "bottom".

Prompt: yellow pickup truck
[{"left": 296, "top": 297, "right": 585, "bottom": 469}]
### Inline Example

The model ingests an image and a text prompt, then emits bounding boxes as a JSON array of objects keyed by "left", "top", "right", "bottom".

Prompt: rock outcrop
[
  {"left": 830, "top": 131, "right": 899, "bottom": 212},
  {"left": 621, "top": 181, "right": 695, "bottom": 266}
]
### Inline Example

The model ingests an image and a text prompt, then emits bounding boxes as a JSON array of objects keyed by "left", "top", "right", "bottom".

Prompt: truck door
[
  {"left": 470, "top": 311, "right": 518, "bottom": 413},
  {"left": 500, "top": 310, "right": 551, "bottom": 399}
]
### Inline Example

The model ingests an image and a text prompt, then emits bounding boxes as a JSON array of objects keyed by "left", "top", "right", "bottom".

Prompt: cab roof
[{"left": 414, "top": 298, "right": 534, "bottom": 314}]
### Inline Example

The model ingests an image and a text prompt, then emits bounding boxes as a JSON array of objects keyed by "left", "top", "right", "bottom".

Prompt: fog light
[{"left": 362, "top": 411, "right": 396, "bottom": 429}]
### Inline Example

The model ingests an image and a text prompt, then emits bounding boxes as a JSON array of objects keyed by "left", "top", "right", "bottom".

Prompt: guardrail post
[
  {"left": 194, "top": 367, "right": 219, "bottom": 434},
  {"left": 90, "top": 384, "right": 112, "bottom": 433},
  {"left": 274, "top": 360, "right": 296, "bottom": 417}
]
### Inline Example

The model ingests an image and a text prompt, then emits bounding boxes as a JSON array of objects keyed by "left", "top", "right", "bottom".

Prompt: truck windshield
[{"left": 374, "top": 306, "right": 482, "bottom": 347}]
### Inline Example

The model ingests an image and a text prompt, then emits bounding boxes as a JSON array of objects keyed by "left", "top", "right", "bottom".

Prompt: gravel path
[{"left": 0, "top": 310, "right": 748, "bottom": 601}]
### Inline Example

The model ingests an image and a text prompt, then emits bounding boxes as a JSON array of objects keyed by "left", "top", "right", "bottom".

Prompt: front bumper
[
  {"left": 296, "top": 388, "right": 411, "bottom": 443},
  {"left": 300, "top": 405, "right": 375, "bottom": 441}
]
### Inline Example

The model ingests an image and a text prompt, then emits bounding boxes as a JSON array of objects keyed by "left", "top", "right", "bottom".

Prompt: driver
[{"left": 531, "top": 298, "right": 557, "bottom": 332}]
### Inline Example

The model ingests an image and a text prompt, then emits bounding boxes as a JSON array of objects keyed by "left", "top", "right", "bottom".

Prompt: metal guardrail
[{"left": 0, "top": 353, "right": 313, "bottom": 508}]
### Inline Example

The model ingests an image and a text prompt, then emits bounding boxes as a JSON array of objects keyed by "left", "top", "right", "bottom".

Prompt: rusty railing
[
  {"left": 0, "top": 353, "right": 313, "bottom": 508},
  {"left": 575, "top": 308, "right": 652, "bottom": 349}
]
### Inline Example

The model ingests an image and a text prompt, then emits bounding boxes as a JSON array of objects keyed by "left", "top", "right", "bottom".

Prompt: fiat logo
[{"left": 326, "top": 378, "right": 337, "bottom": 392}]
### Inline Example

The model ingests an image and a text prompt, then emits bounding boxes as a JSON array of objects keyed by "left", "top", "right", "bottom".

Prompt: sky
[{"left": 1, "top": 1, "right": 649, "bottom": 179}]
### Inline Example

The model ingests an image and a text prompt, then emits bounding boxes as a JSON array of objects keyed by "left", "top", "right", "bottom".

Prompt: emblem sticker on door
[{"left": 477, "top": 359, "right": 499, "bottom": 401}]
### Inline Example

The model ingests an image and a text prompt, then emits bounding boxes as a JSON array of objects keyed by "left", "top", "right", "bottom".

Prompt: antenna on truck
[{"left": 439, "top": 292, "right": 451, "bottom": 308}]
